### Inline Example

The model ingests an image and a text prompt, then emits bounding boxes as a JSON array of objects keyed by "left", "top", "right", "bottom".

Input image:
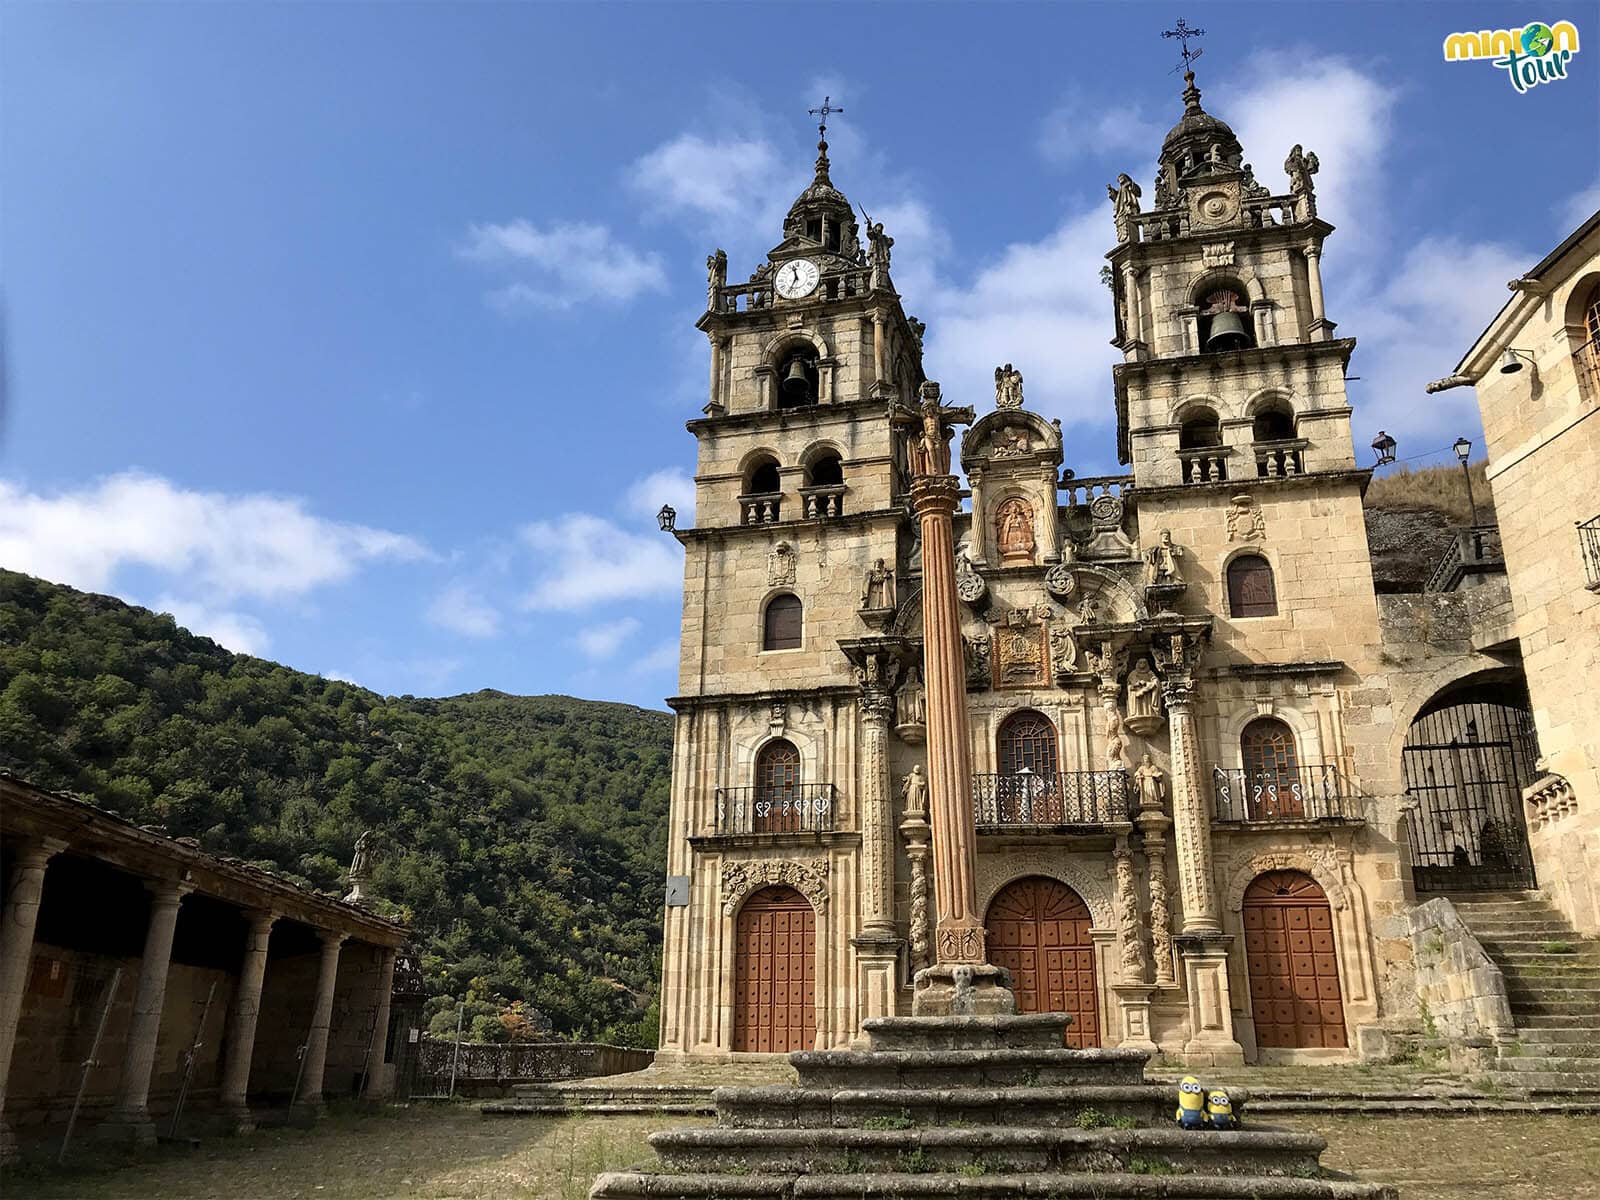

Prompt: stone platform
[{"left": 587, "top": 1014, "right": 1398, "bottom": 1200}]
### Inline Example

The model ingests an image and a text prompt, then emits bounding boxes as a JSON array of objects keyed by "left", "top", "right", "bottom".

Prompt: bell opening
[{"left": 778, "top": 353, "right": 819, "bottom": 408}]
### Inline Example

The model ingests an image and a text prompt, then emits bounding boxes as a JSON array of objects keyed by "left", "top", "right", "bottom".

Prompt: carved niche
[
  {"left": 721, "top": 857, "right": 830, "bottom": 917},
  {"left": 994, "top": 496, "right": 1036, "bottom": 565}
]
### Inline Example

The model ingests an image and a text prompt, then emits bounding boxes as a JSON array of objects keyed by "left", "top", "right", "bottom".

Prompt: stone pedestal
[
  {"left": 1113, "top": 983, "right": 1158, "bottom": 1053},
  {"left": 851, "top": 934, "right": 903, "bottom": 1045},
  {"left": 1178, "top": 934, "right": 1246, "bottom": 1066},
  {"left": 912, "top": 962, "right": 1016, "bottom": 1017}
]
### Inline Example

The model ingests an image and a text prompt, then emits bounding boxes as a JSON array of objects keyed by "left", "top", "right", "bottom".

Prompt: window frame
[
  {"left": 1226, "top": 553, "right": 1279, "bottom": 619},
  {"left": 762, "top": 593, "right": 804, "bottom": 652}
]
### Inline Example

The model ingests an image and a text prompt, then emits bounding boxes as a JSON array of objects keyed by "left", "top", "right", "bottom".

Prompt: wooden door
[
  {"left": 1243, "top": 870, "right": 1347, "bottom": 1049},
  {"left": 1241, "top": 718, "right": 1302, "bottom": 818},
  {"left": 732, "top": 886, "right": 816, "bottom": 1053},
  {"left": 985, "top": 877, "right": 1099, "bottom": 1048}
]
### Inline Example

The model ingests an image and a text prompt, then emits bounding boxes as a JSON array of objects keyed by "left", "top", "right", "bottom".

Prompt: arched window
[
  {"left": 777, "top": 351, "right": 818, "bottom": 408},
  {"left": 999, "top": 710, "right": 1059, "bottom": 776},
  {"left": 805, "top": 453, "right": 843, "bottom": 487},
  {"left": 1241, "top": 717, "right": 1301, "bottom": 818},
  {"left": 1252, "top": 402, "right": 1296, "bottom": 442},
  {"left": 994, "top": 710, "right": 1061, "bottom": 824},
  {"left": 754, "top": 739, "right": 802, "bottom": 833},
  {"left": 746, "top": 457, "right": 780, "bottom": 495},
  {"left": 1576, "top": 280, "right": 1600, "bottom": 398},
  {"left": 763, "top": 594, "right": 802, "bottom": 651},
  {"left": 1199, "top": 284, "right": 1254, "bottom": 353},
  {"left": 1178, "top": 408, "right": 1223, "bottom": 449},
  {"left": 1227, "top": 554, "right": 1278, "bottom": 617}
]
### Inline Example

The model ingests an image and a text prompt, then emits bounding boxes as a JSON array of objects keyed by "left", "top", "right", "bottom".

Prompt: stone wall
[
  {"left": 415, "top": 1039, "right": 653, "bottom": 1096},
  {"left": 1406, "top": 896, "right": 1514, "bottom": 1070}
]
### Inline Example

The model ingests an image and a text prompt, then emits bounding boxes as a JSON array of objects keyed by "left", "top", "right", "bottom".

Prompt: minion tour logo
[{"left": 1443, "top": 20, "right": 1580, "bottom": 92}]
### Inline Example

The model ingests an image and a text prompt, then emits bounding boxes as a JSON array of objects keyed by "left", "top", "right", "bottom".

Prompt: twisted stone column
[
  {"left": 219, "top": 909, "right": 278, "bottom": 1130},
  {"left": 0, "top": 837, "right": 66, "bottom": 1159},
  {"left": 1112, "top": 838, "right": 1149, "bottom": 984},
  {"left": 296, "top": 930, "right": 346, "bottom": 1109}
]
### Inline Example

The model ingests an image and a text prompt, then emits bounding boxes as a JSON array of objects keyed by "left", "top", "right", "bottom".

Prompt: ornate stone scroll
[{"left": 720, "top": 857, "right": 830, "bottom": 917}]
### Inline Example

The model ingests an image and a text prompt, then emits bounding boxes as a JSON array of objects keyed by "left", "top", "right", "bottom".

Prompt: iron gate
[{"left": 1402, "top": 693, "right": 1539, "bottom": 892}]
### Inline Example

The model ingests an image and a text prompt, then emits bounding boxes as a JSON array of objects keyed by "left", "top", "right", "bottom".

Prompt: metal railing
[
  {"left": 1580, "top": 514, "right": 1600, "bottom": 590},
  {"left": 973, "top": 770, "right": 1134, "bottom": 827},
  {"left": 1212, "top": 765, "right": 1359, "bottom": 823},
  {"left": 1425, "top": 524, "right": 1504, "bottom": 592},
  {"left": 713, "top": 783, "right": 836, "bottom": 835}
]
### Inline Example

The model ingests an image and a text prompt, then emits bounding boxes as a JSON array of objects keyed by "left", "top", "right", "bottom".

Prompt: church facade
[{"left": 655, "top": 71, "right": 1539, "bottom": 1065}]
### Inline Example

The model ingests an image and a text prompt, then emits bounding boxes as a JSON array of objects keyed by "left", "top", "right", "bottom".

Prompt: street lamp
[
  {"left": 656, "top": 504, "right": 677, "bottom": 533},
  {"left": 1371, "top": 430, "right": 1397, "bottom": 466},
  {"left": 1453, "top": 437, "right": 1480, "bottom": 528}
]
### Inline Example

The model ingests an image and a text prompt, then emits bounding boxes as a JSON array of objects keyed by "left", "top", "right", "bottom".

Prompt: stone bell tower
[{"left": 656, "top": 116, "right": 932, "bottom": 1058}]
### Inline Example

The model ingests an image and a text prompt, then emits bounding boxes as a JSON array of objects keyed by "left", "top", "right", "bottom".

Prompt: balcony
[
  {"left": 1178, "top": 447, "right": 1230, "bottom": 484},
  {"left": 1580, "top": 514, "right": 1600, "bottom": 591},
  {"left": 1060, "top": 474, "right": 1134, "bottom": 508},
  {"left": 1425, "top": 525, "right": 1504, "bottom": 593},
  {"left": 738, "top": 493, "right": 783, "bottom": 525},
  {"left": 713, "top": 784, "right": 835, "bottom": 836},
  {"left": 974, "top": 770, "right": 1134, "bottom": 830},
  {"left": 1211, "top": 765, "right": 1361, "bottom": 825},
  {"left": 799, "top": 484, "right": 847, "bottom": 519},
  {"left": 1252, "top": 438, "right": 1306, "bottom": 478}
]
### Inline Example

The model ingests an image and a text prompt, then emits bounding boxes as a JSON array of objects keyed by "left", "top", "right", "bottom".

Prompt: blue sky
[{"left": 3, "top": 2, "right": 1595, "bottom": 708}]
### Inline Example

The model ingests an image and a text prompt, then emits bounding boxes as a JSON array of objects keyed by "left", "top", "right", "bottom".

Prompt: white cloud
[
  {"left": 1560, "top": 177, "right": 1600, "bottom": 233},
  {"left": 625, "top": 467, "right": 696, "bottom": 523},
  {"left": 459, "top": 220, "right": 666, "bottom": 310},
  {"left": 632, "top": 639, "right": 680, "bottom": 676},
  {"left": 519, "top": 513, "right": 682, "bottom": 609},
  {"left": 0, "top": 471, "right": 426, "bottom": 601},
  {"left": 630, "top": 134, "right": 782, "bottom": 225},
  {"left": 323, "top": 670, "right": 361, "bottom": 685},
  {"left": 154, "top": 595, "right": 271, "bottom": 656},
  {"left": 575, "top": 616, "right": 641, "bottom": 660},
  {"left": 1038, "top": 97, "right": 1163, "bottom": 167},
  {"left": 425, "top": 583, "right": 502, "bottom": 638}
]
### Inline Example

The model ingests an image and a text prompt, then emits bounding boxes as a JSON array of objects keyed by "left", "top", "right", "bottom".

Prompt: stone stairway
[
  {"left": 589, "top": 1014, "right": 1397, "bottom": 1200},
  {"left": 1449, "top": 891, "right": 1600, "bottom": 1092}
]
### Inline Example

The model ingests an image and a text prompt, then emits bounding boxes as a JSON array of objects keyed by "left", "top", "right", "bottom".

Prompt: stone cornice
[
  {"left": 686, "top": 395, "right": 891, "bottom": 436},
  {"left": 665, "top": 685, "right": 862, "bottom": 712},
  {"left": 1213, "top": 659, "right": 1347, "bottom": 680},
  {"left": 1131, "top": 468, "right": 1373, "bottom": 503},
  {"left": 672, "top": 507, "right": 905, "bottom": 544}
]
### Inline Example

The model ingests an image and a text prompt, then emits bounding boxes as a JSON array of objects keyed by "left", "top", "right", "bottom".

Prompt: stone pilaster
[
  {"left": 1137, "top": 813, "right": 1177, "bottom": 988},
  {"left": 852, "top": 651, "right": 902, "bottom": 1037},
  {"left": 219, "top": 908, "right": 278, "bottom": 1131},
  {"left": 363, "top": 948, "right": 398, "bottom": 1100},
  {"left": 99, "top": 878, "right": 193, "bottom": 1143},
  {"left": 0, "top": 837, "right": 67, "bottom": 1160},
  {"left": 295, "top": 930, "right": 347, "bottom": 1110}
]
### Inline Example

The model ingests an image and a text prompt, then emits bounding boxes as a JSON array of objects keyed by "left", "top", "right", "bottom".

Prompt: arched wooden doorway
[
  {"left": 732, "top": 885, "right": 815, "bottom": 1053},
  {"left": 984, "top": 877, "right": 1099, "bottom": 1048},
  {"left": 1243, "top": 870, "right": 1347, "bottom": 1049}
]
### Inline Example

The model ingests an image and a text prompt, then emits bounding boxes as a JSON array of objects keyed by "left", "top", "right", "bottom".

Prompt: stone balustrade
[
  {"left": 799, "top": 484, "right": 846, "bottom": 519},
  {"left": 1525, "top": 773, "right": 1578, "bottom": 833},
  {"left": 1251, "top": 438, "right": 1305, "bottom": 478},
  {"left": 1059, "top": 474, "right": 1134, "bottom": 507},
  {"left": 1177, "top": 447, "right": 1230, "bottom": 484},
  {"left": 738, "top": 493, "right": 782, "bottom": 524}
]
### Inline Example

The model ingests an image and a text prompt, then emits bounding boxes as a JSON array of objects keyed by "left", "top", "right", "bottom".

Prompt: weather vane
[
  {"left": 808, "top": 95, "right": 843, "bottom": 140},
  {"left": 1162, "top": 18, "right": 1205, "bottom": 73}
]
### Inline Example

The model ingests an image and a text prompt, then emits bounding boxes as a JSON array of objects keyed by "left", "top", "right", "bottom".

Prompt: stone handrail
[
  {"left": 1177, "top": 447, "right": 1230, "bottom": 484},
  {"left": 1425, "top": 525, "right": 1504, "bottom": 593},
  {"left": 1407, "top": 896, "right": 1516, "bottom": 1050},
  {"left": 1252, "top": 438, "right": 1306, "bottom": 478}
]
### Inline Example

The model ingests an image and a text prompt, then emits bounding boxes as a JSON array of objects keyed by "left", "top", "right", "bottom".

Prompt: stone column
[
  {"left": 899, "top": 810, "right": 933, "bottom": 975},
  {"left": 872, "top": 315, "right": 886, "bottom": 394},
  {"left": 707, "top": 337, "right": 722, "bottom": 410},
  {"left": 1160, "top": 683, "right": 1220, "bottom": 934},
  {"left": 295, "top": 930, "right": 346, "bottom": 1110},
  {"left": 1304, "top": 247, "right": 1327, "bottom": 337},
  {"left": 1122, "top": 264, "right": 1143, "bottom": 350},
  {"left": 218, "top": 909, "right": 278, "bottom": 1131},
  {"left": 1139, "top": 816, "right": 1176, "bottom": 987},
  {"left": 851, "top": 655, "right": 901, "bottom": 1038},
  {"left": 0, "top": 837, "right": 66, "bottom": 1160},
  {"left": 100, "top": 879, "right": 192, "bottom": 1143},
  {"left": 363, "top": 948, "right": 397, "bottom": 1100},
  {"left": 966, "top": 468, "right": 986, "bottom": 565}
]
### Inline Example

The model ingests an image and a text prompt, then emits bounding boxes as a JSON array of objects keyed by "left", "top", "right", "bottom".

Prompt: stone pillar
[
  {"left": 363, "top": 948, "right": 397, "bottom": 1100},
  {"left": 707, "top": 337, "right": 722, "bottom": 411},
  {"left": 295, "top": 930, "right": 346, "bottom": 1110},
  {"left": 99, "top": 879, "right": 193, "bottom": 1143},
  {"left": 1122, "top": 264, "right": 1143, "bottom": 350},
  {"left": 0, "top": 837, "right": 67, "bottom": 1160},
  {"left": 872, "top": 315, "right": 886, "bottom": 394},
  {"left": 1304, "top": 247, "right": 1327, "bottom": 337},
  {"left": 899, "top": 809, "right": 933, "bottom": 976},
  {"left": 218, "top": 909, "right": 278, "bottom": 1131},
  {"left": 1162, "top": 690, "right": 1220, "bottom": 934},
  {"left": 966, "top": 468, "right": 986, "bottom": 565},
  {"left": 851, "top": 655, "right": 901, "bottom": 1038},
  {"left": 1138, "top": 814, "right": 1177, "bottom": 988}
]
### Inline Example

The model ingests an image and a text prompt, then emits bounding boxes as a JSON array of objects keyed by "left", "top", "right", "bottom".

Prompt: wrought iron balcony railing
[
  {"left": 973, "top": 770, "right": 1134, "bottom": 828},
  {"left": 713, "top": 784, "right": 835, "bottom": 836},
  {"left": 1212, "top": 765, "right": 1359, "bottom": 824},
  {"left": 1579, "top": 514, "right": 1600, "bottom": 591}
]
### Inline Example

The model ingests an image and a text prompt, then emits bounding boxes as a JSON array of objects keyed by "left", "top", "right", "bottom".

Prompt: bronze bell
[
  {"left": 781, "top": 357, "right": 813, "bottom": 401},
  {"left": 1204, "top": 309, "right": 1250, "bottom": 353}
]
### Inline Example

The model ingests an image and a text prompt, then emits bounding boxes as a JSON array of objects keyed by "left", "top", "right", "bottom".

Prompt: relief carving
[
  {"left": 995, "top": 622, "right": 1048, "bottom": 689},
  {"left": 1044, "top": 563, "right": 1077, "bottom": 599},
  {"left": 994, "top": 496, "right": 1036, "bottom": 564},
  {"left": 721, "top": 857, "right": 830, "bottom": 917},
  {"left": 768, "top": 542, "right": 797, "bottom": 587},
  {"left": 964, "top": 634, "right": 992, "bottom": 690},
  {"left": 1114, "top": 846, "right": 1149, "bottom": 983},
  {"left": 1049, "top": 621, "right": 1079, "bottom": 675},
  {"left": 1225, "top": 494, "right": 1266, "bottom": 542}
]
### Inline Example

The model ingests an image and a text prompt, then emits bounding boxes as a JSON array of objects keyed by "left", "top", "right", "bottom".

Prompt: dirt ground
[{"left": 5, "top": 1105, "right": 1600, "bottom": 1200}]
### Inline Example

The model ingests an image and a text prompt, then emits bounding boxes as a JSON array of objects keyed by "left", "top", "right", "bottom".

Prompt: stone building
[
  {"left": 1429, "top": 210, "right": 1600, "bottom": 934},
  {"left": 0, "top": 772, "right": 412, "bottom": 1157},
  {"left": 655, "top": 72, "right": 1553, "bottom": 1066}
]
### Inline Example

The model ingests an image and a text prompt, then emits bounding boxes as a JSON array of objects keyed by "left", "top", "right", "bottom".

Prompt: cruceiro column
[
  {"left": 295, "top": 930, "right": 347, "bottom": 1111},
  {"left": 0, "top": 836, "right": 67, "bottom": 1160},
  {"left": 99, "top": 878, "right": 193, "bottom": 1143},
  {"left": 219, "top": 909, "right": 278, "bottom": 1131},
  {"left": 903, "top": 381, "right": 1014, "bottom": 1016},
  {"left": 363, "top": 948, "right": 398, "bottom": 1099}
]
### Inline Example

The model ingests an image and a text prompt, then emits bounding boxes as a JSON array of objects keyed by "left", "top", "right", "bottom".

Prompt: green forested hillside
[{"left": 0, "top": 570, "right": 672, "bottom": 1044}]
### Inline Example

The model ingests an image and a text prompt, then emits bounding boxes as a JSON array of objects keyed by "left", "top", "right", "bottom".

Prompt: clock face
[{"left": 774, "top": 258, "right": 820, "bottom": 299}]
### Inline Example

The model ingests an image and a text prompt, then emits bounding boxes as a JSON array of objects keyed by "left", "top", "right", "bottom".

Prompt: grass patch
[
  {"left": 1540, "top": 941, "right": 1577, "bottom": 954},
  {"left": 896, "top": 1148, "right": 934, "bottom": 1174},
  {"left": 861, "top": 1111, "right": 915, "bottom": 1131},
  {"left": 956, "top": 1157, "right": 996, "bottom": 1178},
  {"left": 838, "top": 1150, "right": 867, "bottom": 1174},
  {"left": 1109, "top": 1116, "right": 1140, "bottom": 1130},
  {"left": 1126, "top": 1156, "right": 1177, "bottom": 1176},
  {"left": 1075, "top": 1107, "right": 1108, "bottom": 1129}
]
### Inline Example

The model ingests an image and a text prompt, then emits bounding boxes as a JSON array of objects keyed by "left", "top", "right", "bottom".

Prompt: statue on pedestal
[
  {"left": 860, "top": 558, "right": 896, "bottom": 611},
  {"left": 900, "top": 764, "right": 928, "bottom": 818},
  {"left": 1134, "top": 753, "right": 1167, "bottom": 813},
  {"left": 344, "top": 829, "right": 377, "bottom": 903}
]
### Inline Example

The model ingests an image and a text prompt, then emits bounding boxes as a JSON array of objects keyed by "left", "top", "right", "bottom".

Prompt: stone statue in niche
[
  {"left": 1105, "top": 710, "right": 1131, "bottom": 772},
  {"left": 1049, "top": 621, "right": 1078, "bottom": 674},
  {"left": 1134, "top": 752, "right": 1167, "bottom": 813},
  {"left": 895, "top": 662, "right": 926, "bottom": 736},
  {"left": 900, "top": 764, "right": 928, "bottom": 818},
  {"left": 1107, "top": 173, "right": 1141, "bottom": 243},
  {"left": 1225, "top": 493, "right": 1267, "bottom": 542},
  {"left": 994, "top": 363, "right": 1024, "bottom": 410},
  {"left": 1146, "top": 529, "right": 1184, "bottom": 584},
  {"left": 860, "top": 558, "right": 896, "bottom": 610},
  {"left": 768, "top": 542, "right": 796, "bottom": 587},
  {"left": 1284, "top": 144, "right": 1320, "bottom": 219},
  {"left": 994, "top": 497, "right": 1036, "bottom": 564},
  {"left": 1124, "top": 658, "right": 1163, "bottom": 735},
  {"left": 706, "top": 248, "right": 727, "bottom": 310}
]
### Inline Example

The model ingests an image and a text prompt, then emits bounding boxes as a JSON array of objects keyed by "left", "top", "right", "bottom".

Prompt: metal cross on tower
[
  {"left": 1162, "top": 18, "right": 1206, "bottom": 72},
  {"left": 808, "top": 95, "right": 843, "bottom": 139}
]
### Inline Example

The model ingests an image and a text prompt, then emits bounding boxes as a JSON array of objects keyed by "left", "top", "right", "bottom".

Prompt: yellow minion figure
[
  {"left": 1205, "top": 1088, "right": 1238, "bottom": 1130},
  {"left": 1174, "top": 1076, "right": 1206, "bottom": 1128}
]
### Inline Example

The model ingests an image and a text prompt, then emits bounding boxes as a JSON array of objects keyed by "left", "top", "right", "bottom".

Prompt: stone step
[
  {"left": 509, "top": 1083, "right": 713, "bottom": 1102},
  {"left": 592, "top": 1169, "right": 1398, "bottom": 1200},
  {"left": 1482, "top": 1069, "right": 1600, "bottom": 1089},
  {"left": 1506, "top": 1039, "right": 1600, "bottom": 1059},
  {"left": 713, "top": 1084, "right": 1209, "bottom": 1130},
  {"left": 484, "top": 1100, "right": 715, "bottom": 1117},
  {"left": 861, "top": 1013, "right": 1071, "bottom": 1052},
  {"left": 790, "top": 1048, "right": 1148, "bottom": 1090},
  {"left": 1504, "top": 984, "right": 1600, "bottom": 1003},
  {"left": 1502, "top": 969, "right": 1600, "bottom": 987},
  {"left": 1515, "top": 1026, "right": 1600, "bottom": 1044},
  {"left": 1471, "top": 924, "right": 1580, "bottom": 939},
  {"left": 1491, "top": 948, "right": 1600, "bottom": 963},
  {"left": 647, "top": 1125, "right": 1327, "bottom": 1178},
  {"left": 1493, "top": 1055, "right": 1600, "bottom": 1074},
  {"left": 1514, "top": 1013, "right": 1600, "bottom": 1028}
]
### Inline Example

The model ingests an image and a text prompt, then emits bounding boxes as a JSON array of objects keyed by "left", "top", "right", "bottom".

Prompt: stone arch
[
  {"left": 760, "top": 327, "right": 832, "bottom": 367},
  {"left": 960, "top": 409, "right": 1063, "bottom": 467},
  {"left": 1382, "top": 662, "right": 1526, "bottom": 784},
  {"left": 975, "top": 852, "right": 1114, "bottom": 929},
  {"left": 1243, "top": 386, "right": 1298, "bottom": 418},
  {"left": 891, "top": 584, "right": 924, "bottom": 637},
  {"left": 1223, "top": 850, "right": 1350, "bottom": 914},
  {"left": 735, "top": 721, "right": 819, "bottom": 787},
  {"left": 1218, "top": 700, "right": 1326, "bottom": 769},
  {"left": 1070, "top": 563, "right": 1148, "bottom": 622},
  {"left": 1186, "top": 265, "right": 1263, "bottom": 307},
  {"left": 720, "top": 856, "right": 830, "bottom": 917}
]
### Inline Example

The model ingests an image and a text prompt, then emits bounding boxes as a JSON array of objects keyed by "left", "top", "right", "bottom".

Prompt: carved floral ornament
[
  {"left": 720, "top": 857, "right": 830, "bottom": 917},
  {"left": 1221, "top": 849, "right": 1350, "bottom": 914}
]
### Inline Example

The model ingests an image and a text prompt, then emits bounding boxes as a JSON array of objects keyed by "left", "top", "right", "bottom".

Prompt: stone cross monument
[{"left": 901, "top": 381, "right": 1016, "bottom": 1016}]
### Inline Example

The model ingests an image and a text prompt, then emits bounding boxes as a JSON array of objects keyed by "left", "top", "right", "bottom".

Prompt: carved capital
[{"left": 1152, "top": 629, "right": 1208, "bottom": 707}]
